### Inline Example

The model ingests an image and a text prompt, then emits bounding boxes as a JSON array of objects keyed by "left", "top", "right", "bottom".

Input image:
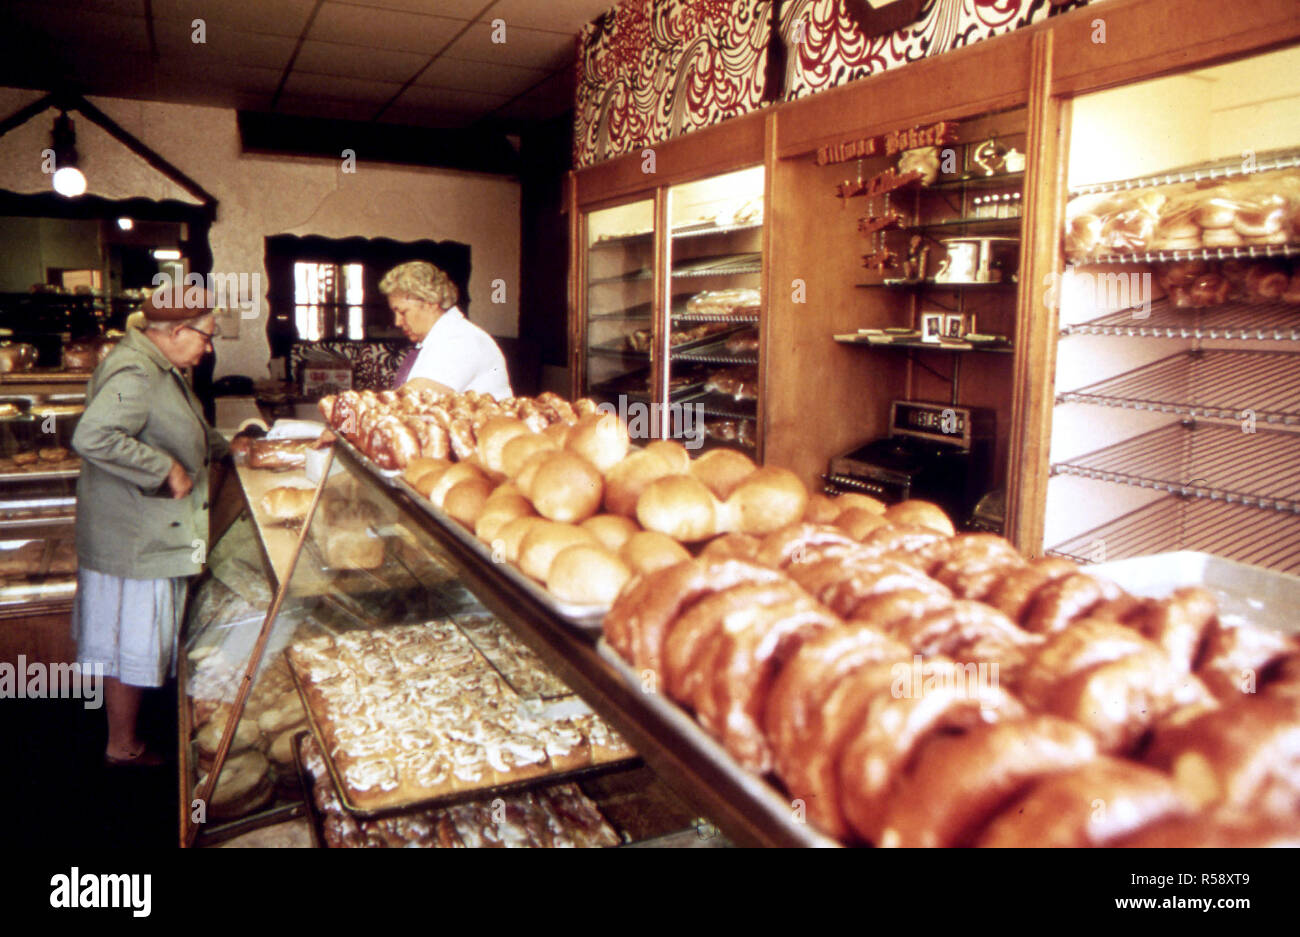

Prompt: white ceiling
[{"left": 0, "top": 0, "right": 618, "bottom": 129}]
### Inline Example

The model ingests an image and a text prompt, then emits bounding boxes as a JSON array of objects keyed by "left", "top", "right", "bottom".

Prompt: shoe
[{"left": 104, "top": 746, "right": 165, "bottom": 768}]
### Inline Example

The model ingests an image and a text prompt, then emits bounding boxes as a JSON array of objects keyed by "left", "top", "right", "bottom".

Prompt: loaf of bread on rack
[
  {"left": 685, "top": 288, "right": 761, "bottom": 317},
  {"left": 259, "top": 486, "right": 315, "bottom": 523},
  {"left": 248, "top": 439, "right": 312, "bottom": 470},
  {"left": 602, "top": 501, "right": 1300, "bottom": 846}
]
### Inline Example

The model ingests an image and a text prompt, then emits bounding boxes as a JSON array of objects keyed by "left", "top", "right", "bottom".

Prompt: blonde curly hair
[{"left": 379, "top": 261, "right": 459, "bottom": 310}]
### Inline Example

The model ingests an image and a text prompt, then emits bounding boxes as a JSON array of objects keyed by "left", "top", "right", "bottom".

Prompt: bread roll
[
  {"left": 477, "top": 417, "right": 533, "bottom": 475},
  {"left": 725, "top": 467, "right": 808, "bottom": 536},
  {"left": 443, "top": 477, "right": 494, "bottom": 528},
  {"left": 517, "top": 521, "right": 599, "bottom": 581},
  {"left": 803, "top": 492, "right": 842, "bottom": 524},
  {"left": 530, "top": 451, "right": 604, "bottom": 523},
  {"left": 516, "top": 448, "right": 558, "bottom": 498},
  {"left": 644, "top": 439, "right": 691, "bottom": 473},
  {"left": 690, "top": 448, "right": 757, "bottom": 499},
  {"left": 580, "top": 514, "right": 641, "bottom": 552},
  {"left": 322, "top": 529, "right": 385, "bottom": 570},
  {"left": 475, "top": 493, "right": 537, "bottom": 543},
  {"left": 566, "top": 412, "right": 630, "bottom": 474},
  {"left": 425, "top": 461, "right": 486, "bottom": 508},
  {"left": 884, "top": 499, "right": 955, "bottom": 536},
  {"left": 484, "top": 481, "right": 523, "bottom": 505},
  {"left": 620, "top": 531, "right": 692, "bottom": 575},
  {"left": 546, "top": 544, "right": 632, "bottom": 605},
  {"left": 495, "top": 516, "right": 544, "bottom": 564},
  {"left": 834, "top": 492, "right": 887, "bottom": 515},
  {"left": 699, "top": 532, "right": 762, "bottom": 563},
  {"left": 605, "top": 449, "right": 680, "bottom": 517},
  {"left": 259, "top": 486, "right": 314, "bottom": 524},
  {"left": 500, "top": 432, "right": 558, "bottom": 478},
  {"left": 402, "top": 457, "right": 451, "bottom": 488},
  {"left": 836, "top": 506, "right": 891, "bottom": 540},
  {"left": 543, "top": 421, "right": 572, "bottom": 447},
  {"left": 637, "top": 474, "right": 720, "bottom": 542}
]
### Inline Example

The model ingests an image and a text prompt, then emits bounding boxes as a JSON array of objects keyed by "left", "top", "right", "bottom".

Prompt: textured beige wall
[{"left": 0, "top": 88, "right": 522, "bottom": 380}]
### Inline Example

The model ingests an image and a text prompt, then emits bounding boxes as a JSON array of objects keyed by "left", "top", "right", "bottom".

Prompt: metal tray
[
  {"left": 392, "top": 475, "right": 609, "bottom": 629},
  {"left": 286, "top": 648, "right": 636, "bottom": 819},
  {"left": 595, "top": 639, "right": 840, "bottom": 848},
  {"left": 1088, "top": 551, "right": 1300, "bottom": 634},
  {"left": 292, "top": 730, "right": 327, "bottom": 849}
]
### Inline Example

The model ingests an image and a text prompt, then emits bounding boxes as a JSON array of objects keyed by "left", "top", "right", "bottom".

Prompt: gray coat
[{"left": 72, "top": 326, "right": 229, "bottom": 579}]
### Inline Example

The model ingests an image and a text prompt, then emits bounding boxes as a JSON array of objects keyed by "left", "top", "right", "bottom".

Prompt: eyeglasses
[{"left": 183, "top": 324, "right": 219, "bottom": 343}]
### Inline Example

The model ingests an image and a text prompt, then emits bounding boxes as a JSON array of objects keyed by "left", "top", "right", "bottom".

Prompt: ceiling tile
[
  {"left": 390, "top": 85, "right": 513, "bottom": 112},
  {"left": 309, "top": 3, "right": 466, "bottom": 54},
  {"left": 152, "top": 19, "right": 298, "bottom": 69},
  {"left": 275, "top": 94, "right": 380, "bottom": 122},
  {"left": 281, "top": 71, "right": 403, "bottom": 105},
  {"left": 329, "top": 0, "right": 488, "bottom": 16},
  {"left": 485, "top": 0, "right": 618, "bottom": 33},
  {"left": 443, "top": 20, "right": 575, "bottom": 70},
  {"left": 414, "top": 56, "right": 547, "bottom": 96},
  {"left": 152, "top": 0, "right": 319, "bottom": 37},
  {"left": 156, "top": 61, "right": 285, "bottom": 95},
  {"left": 293, "top": 39, "right": 428, "bottom": 83},
  {"left": 4, "top": 2, "right": 150, "bottom": 52},
  {"left": 34, "top": 0, "right": 146, "bottom": 15}
]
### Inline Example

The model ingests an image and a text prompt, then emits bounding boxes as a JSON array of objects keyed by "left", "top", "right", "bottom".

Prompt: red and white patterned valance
[{"left": 575, "top": 0, "right": 1092, "bottom": 168}]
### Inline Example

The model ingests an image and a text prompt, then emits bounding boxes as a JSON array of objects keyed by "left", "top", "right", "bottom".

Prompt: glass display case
[
  {"left": 1044, "top": 44, "right": 1300, "bottom": 572},
  {"left": 182, "top": 450, "right": 714, "bottom": 847},
  {"left": 0, "top": 393, "right": 82, "bottom": 611},
  {"left": 578, "top": 167, "right": 766, "bottom": 458}
]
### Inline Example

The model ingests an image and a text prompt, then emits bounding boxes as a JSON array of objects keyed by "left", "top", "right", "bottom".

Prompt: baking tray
[
  {"left": 333, "top": 434, "right": 401, "bottom": 480},
  {"left": 292, "top": 730, "right": 326, "bottom": 849},
  {"left": 595, "top": 639, "right": 840, "bottom": 848},
  {"left": 1088, "top": 551, "right": 1300, "bottom": 634},
  {"left": 391, "top": 474, "right": 609, "bottom": 629},
  {"left": 286, "top": 646, "right": 637, "bottom": 819}
]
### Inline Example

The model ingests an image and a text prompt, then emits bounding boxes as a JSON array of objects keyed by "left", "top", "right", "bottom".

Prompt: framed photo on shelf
[
  {"left": 944, "top": 313, "right": 969, "bottom": 338},
  {"left": 921, "top": 313, "right": 945, "bottom": 343}
]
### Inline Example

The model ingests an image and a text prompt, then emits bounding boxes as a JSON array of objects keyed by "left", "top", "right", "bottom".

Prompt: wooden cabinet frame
[{"left": 568, "top": 0, "right": 1300, "bottom": 552}]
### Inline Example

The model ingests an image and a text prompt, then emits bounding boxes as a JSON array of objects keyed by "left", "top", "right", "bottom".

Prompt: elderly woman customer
[
  {"left": 379, "top": 260, "right": 512, "bottom": 399},
  {"left": 71, "top": 291, "right": 229, "bottom": 766}
]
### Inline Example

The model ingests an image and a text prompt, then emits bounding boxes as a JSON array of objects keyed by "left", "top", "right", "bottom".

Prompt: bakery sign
[{"left": 815, "top": 120, "right": 959, "bottom": 166}]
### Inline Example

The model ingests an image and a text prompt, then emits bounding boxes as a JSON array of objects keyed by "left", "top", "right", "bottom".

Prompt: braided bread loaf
[{"left": 603, "top": 512, "right": 1300, "bottom": 846}]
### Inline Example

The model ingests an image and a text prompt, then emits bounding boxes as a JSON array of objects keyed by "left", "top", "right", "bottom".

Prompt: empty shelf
[
  {"left": 1052, "top": 421, "right": 1300, "bottom": 512},
  {"left": 1047, "top": 495, "right": 1300, "bottom": 575},
  {"left": 1056, "top": 350, "right": 1300, "bottom": 426},
  {"left": 1061, "top": 297, "right": 1300, "bottom": 342}
]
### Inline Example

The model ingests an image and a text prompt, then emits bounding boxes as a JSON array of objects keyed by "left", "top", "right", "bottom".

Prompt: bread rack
[
  {"left": 1068, "top": 146, "right": 1300, "bottom": 196},
  {"left": 1061, "top": 296, "right": 1300, "bottom": 342},
  {"left": 1055, "top": 349, "right": 1300, "bottom": 426},
  {"left": 1048, "top": 496, "right": 1300, "bottom": 576},
  {"left": 1050, "top": 420, "right": 1300, "bottom": 514},
  {"left": 1088, "top": 243, "right": 1300, "bottom": 265}
]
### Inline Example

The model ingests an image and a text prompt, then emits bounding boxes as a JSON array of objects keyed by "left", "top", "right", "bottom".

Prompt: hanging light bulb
[
  {"left": 117, "top": 217, "right": 134, "bottom": 231},
  {"left": 50, "top": 112, "right": 86, "bottom": 198}
]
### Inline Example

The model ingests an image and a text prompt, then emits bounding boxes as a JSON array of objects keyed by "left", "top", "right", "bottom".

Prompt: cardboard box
[{"left": 301, "top": 354, "right": 352, "bottom": 398}]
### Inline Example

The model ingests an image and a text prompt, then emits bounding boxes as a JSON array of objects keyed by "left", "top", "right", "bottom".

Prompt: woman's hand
[{"left": 166, "top": 459, "right": 193, "bottom": 499}]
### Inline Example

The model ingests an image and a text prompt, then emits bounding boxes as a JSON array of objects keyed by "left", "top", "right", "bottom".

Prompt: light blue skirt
[{"left": 70, "top": 567, "right": 189, "bottom": 687}]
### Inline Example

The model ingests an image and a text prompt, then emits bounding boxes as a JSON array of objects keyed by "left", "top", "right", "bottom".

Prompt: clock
[{"left": 842, "top": 0, "right": 926, "bottom": 38}]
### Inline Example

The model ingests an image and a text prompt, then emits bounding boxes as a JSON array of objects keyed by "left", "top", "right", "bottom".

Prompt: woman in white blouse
[{"left": 379, "top": 261, "right": 512, "bottom": 400}]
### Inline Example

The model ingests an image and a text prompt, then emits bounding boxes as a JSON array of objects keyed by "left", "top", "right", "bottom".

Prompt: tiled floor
[{"left": 1, "top": 681, "right": 179, "bottom": 848}]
